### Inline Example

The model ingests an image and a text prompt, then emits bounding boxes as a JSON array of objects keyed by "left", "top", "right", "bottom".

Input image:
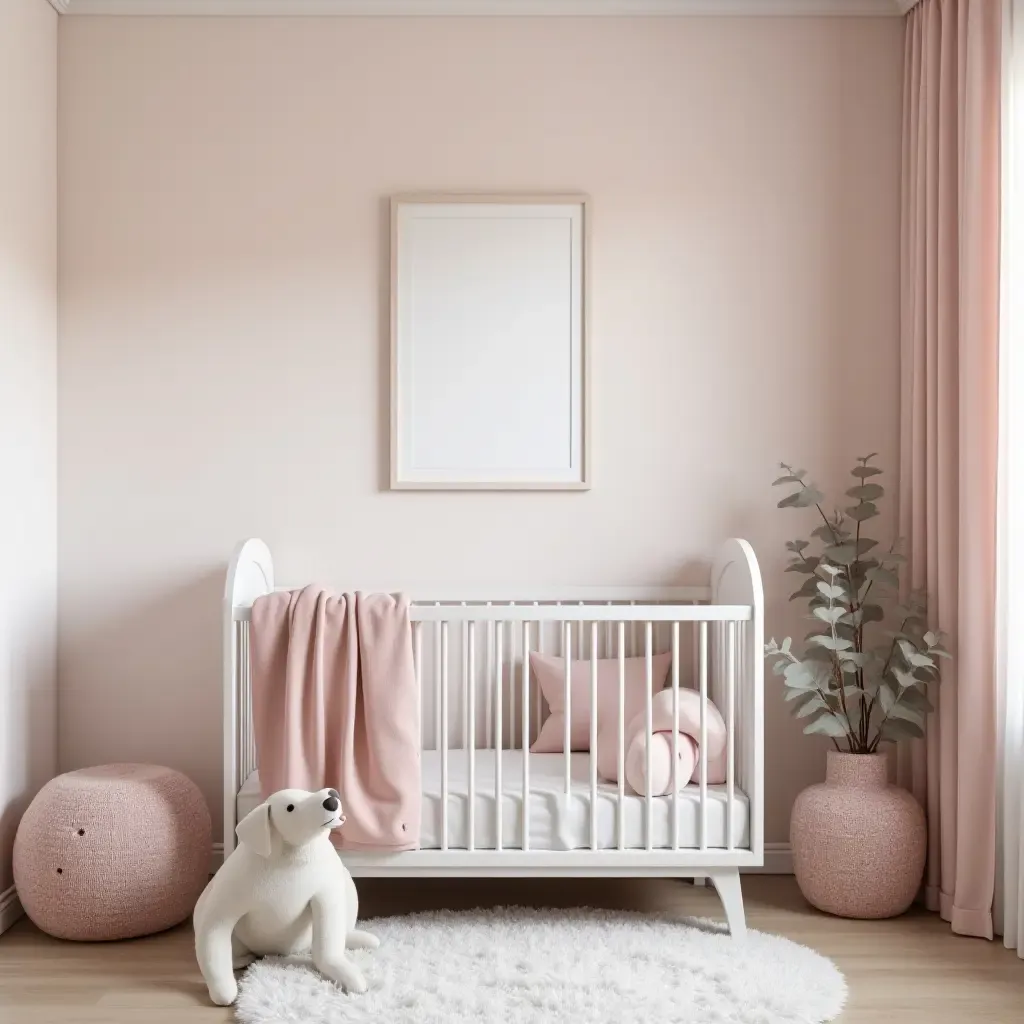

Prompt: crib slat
[
  {"left": 645, "top": 622, "right": 653, "bottom": 852},
  {"left": 495, "top": 622, "right": 504, "bottom": 852},
  {"left": 671, "top": 621, "right": 680, "bottom": 851},
  {"left": 727, "top": 620, "right": 736, "bottom": 851},
  {"left": 461, "top": 606, "right": 468, "bottom": 749},
  {"left": 239, "top": 624, "right": 247, "bottom": 779},
  {"left": 434, "top": 606, "right": 442, "bottom": 751},
  {"left": 533, "top": 602, "right": 541, "bottom": 743},
  {"left": 617, "top": 621, "right": 626, "bottom": 851},
  {"left": 414, "top": 622, "right": 423, "bottom": 749},
  {"left": 590, "top": 621, "right": 598, "bottom": 851},
  {"left": 563, "top": 621, "right": 572, "bottom": 796},
  {"left": 485, "top": 605, "right": 493, "bottom": 749},
  {"left": 468, "top": 622, "right": 476, "bottom": 853},
  {"left": 508, "top": 603, "right": 516, "bottom": 750},
  {"left": 441, "top": 621, "right": 449, "bottom": 852},
  {"left": 699, "top": 620, "right": 708, "bottom": 851},
  {"left": 522, "top": 621, "right": 531, "bottom": 852}
]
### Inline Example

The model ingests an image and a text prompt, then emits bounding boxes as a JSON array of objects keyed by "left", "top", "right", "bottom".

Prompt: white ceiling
[{"left": 46, "top": 0, "right": 917, "bottom": 17}]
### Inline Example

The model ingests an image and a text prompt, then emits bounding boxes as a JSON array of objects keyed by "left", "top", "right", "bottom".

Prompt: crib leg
[{"left": 708, "top": 869, "right": 747, "bottom": 940}]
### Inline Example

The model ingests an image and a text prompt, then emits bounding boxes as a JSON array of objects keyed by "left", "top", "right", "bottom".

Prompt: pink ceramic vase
[{"left": 790, "top": 750, "right": 926, "bottom": 919}]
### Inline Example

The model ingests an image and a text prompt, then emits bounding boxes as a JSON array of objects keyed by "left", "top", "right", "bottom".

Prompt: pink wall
[
  {"left": 0, "top": 0, "right": 58, "bottom": 899},
  {"left": 58, "top": 15, "right": 904, "bottom": 846}
]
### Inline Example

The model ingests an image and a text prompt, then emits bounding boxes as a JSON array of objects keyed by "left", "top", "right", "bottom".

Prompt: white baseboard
[
  {"left": 207, "top": 843, "right": 792, "bottom": 875},
  {"left": 0, "top": 885, "right": 24, "bottom": 935},
  {"left": 745, "top": 843, "right": 793, "bottom": 875}
]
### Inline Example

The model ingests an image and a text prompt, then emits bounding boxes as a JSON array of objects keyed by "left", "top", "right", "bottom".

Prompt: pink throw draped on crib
[{"left": 249, "top": 586, "right": 420, "bottom": 852}]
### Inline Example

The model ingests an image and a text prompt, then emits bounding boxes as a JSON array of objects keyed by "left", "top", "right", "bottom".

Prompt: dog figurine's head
[{"left": 235, "top": 788, "right": 345, "bottom": 857}]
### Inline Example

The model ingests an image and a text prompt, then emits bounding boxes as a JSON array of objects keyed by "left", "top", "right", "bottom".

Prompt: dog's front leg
[
  {"left": 195, "top": 920, "right": 241, "bottom": 1006},
  {"left": 311, "top": 892, "right": 368, "bottom": 995}
]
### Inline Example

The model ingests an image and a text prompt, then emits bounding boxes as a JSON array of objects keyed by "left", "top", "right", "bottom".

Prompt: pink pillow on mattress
[{"left": 529, "top": 651, "right": 673, "bottom": 753}]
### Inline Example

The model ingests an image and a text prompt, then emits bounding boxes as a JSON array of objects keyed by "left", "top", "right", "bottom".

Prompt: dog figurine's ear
[{"left": 236, "top": 802, "right": 273, "bottom": 857}]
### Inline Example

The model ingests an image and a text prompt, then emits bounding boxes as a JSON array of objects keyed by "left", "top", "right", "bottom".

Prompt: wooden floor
[{"left": 0, "top": 876, "right": 1020, "bottom": 1022}]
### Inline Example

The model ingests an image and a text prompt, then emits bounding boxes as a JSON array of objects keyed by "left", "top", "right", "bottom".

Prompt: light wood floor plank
[{"left": 0, "top": 877, "right": 1019, "bottom": 1022}]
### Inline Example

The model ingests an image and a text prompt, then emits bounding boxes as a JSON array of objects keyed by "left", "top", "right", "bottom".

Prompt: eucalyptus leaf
[
  {"left": 878, "top": 683, "right": 896, "bottom": 715},
  {"left": 811, "top": 523, "right": 840, "bottom": 543},
  {"left": 783, "top": 662, "right": 817, "bottom": 688},
  {"left": 795, "top": 696, "right": 826, "bottom": 719},
  {"left": 816, "top": 582, "right": 846, "bottom": 600},
  {"left": 790, "top": 577, "right": 820, "bottom": 601},
  {"left": 888, "top": 702, "right": 925, "bottom": 725},
  {"left": 851, "top": 466, "right": 883, "bottom": 479},
  {"left": 773, "top": 475, "right": 806, "bottom": 485},
  {"left": 846, "top": 502, "right": 879, "bottom": 521},
  {"left": 786, "top": 558, "right": 820, "bottom": 575},
  {"left": 804, "top": 715, "right": 850, "bottom": 738},
  {"left": 779, "top": 487, "right": 825, "bottom": 509},
  {"left": 813, "top": 606, "right": 845, "bottom": 624},
  {"left": 784, "top": 685, "right": 814, "bottom": 702},
  {"left": 880, "top": 717, "right": 925, "bottom": 740},
  {"left": 847, "top": 483, "right": 884, "bottom": 501},
  {"left": 892, "top": 667, "right": 917, "bottom": 690},
  {"left": 808, "top": 634, "right": 854, "bottom": 652},
  {"left": 824, "top": 543, "right": 857, "bottom": 563},
  {"left": 900, "top": 689, "right": 935, "bottom": 714},
  {"left": 860, "top": 603, "right": 885, "bottom": 624},
  {"left": 781, "top": 637, "right": 792, "bottom": 654}
]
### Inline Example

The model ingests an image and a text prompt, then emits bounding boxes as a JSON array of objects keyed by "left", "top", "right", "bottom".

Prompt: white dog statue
[{"left": 193, "top": 787, "right": 378, "bottom": 1006}]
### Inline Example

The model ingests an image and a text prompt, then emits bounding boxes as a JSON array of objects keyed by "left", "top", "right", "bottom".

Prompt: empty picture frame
[{"left": 390, "top": 194, "right": 590, "bottom": 490}]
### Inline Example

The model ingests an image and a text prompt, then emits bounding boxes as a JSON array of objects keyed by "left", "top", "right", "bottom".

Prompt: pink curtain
[{"left": 898, "top": 0, "right": 1002, "bottom": 940}]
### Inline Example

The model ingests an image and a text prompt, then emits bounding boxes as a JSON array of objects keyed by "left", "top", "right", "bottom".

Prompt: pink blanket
[{"left": 249, "top": 586, "right": 420, "bottom": 852}]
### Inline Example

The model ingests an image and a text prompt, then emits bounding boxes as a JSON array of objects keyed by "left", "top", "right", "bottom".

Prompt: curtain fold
[
  {"left": 996, "top": 0, "right": 1024, "bottom": 960},
  {"left": 898, "top": 0, "right": 1002, "bottom": 940}
]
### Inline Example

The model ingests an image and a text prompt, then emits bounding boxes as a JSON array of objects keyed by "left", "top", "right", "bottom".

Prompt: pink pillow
[{"left": 529, "top": 651, "right": 673, "bottom": 753}]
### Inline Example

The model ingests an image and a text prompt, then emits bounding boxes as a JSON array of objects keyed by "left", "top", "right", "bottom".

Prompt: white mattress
[{"left": 238, "top": 752, "right": 749, "bottom": 852}]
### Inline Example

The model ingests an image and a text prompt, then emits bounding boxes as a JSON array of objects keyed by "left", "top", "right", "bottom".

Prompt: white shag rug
[{"left": 235, "top": 907, "right": 846, "bottom": 1024}]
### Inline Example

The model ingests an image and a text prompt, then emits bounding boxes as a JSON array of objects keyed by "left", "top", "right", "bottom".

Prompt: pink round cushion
[
  {"left": 12, "top": 763, "right": 211, "bottom": 941},
  {"left": 625, "top": 732, "right": 699, "bottom": 797}
]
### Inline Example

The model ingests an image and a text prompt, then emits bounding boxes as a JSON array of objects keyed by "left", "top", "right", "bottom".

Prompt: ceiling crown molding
[{"left": 53, "top": 0, "right": 910, "bottom": 16}]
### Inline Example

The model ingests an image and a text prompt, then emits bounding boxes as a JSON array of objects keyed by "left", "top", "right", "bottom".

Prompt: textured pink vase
[{"left": 790, "top": 751, "right": 926, "bottom": 919}]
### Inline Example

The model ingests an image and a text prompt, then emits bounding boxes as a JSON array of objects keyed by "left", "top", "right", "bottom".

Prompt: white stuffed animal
[{"left": 193, "top": 787, "right": 378, "bottom": 1006}]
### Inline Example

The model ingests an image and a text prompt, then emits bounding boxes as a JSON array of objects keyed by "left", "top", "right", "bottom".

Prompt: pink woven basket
[{"left": 13, "top": 764, "right": 211, "bottom": 941}]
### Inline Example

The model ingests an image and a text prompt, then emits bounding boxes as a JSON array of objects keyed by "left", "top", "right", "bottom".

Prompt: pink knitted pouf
[{"left": 13, "top": 763, "right": 211, "bottom": 941}]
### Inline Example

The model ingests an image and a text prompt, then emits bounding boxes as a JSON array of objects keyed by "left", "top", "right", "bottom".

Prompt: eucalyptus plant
[{"left": 763, "top": 456, "right": 949, "bottom": 754}]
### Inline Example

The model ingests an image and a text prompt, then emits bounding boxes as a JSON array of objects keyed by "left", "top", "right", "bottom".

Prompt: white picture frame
[{"left": 390, "top": 193, "right": 590, "bottom": 491}]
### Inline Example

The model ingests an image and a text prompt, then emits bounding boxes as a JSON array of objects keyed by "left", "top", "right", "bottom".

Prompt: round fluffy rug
[{"left": 235, "top": 907, "right": 846, "bottom": 1024}]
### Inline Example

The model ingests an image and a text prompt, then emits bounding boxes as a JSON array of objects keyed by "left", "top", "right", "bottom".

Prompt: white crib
[{"left": 222, "top": 538, "right": 764, "bottom": 937}]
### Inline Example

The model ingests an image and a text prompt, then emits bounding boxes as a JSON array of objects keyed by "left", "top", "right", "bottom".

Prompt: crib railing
[
  {"left": 409, "top": 603, "right": 752, "bottom": 854},
  {"left": 222, "top": 538, "right": 765, "bottom": 873}
]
